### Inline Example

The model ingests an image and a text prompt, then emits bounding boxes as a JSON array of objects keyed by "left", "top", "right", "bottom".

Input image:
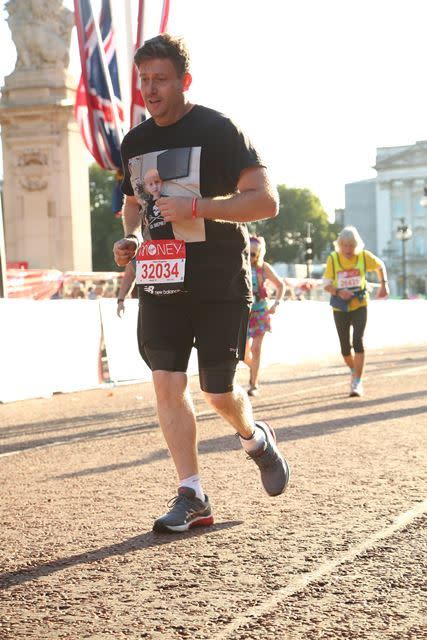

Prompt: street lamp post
[
  {"left": 420, "top": 186, "right": 427, "bottom": 208},
  {"left": 396, "top": 218, "right": 412, "bottom": 299},
  {"left": 304, "top": 222, "right": 314, "bottom": 279}
]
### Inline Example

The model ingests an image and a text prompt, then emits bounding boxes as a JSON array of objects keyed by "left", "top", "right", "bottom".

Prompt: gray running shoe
[
  {"left": 247, "top": 421, "right": 290, "bottom": 496},
  {"left": 153, "top": 487, "right": 214, "bottom": 533}
]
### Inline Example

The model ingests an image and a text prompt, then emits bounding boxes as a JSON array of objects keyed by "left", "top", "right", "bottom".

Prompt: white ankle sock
[
  {"left": 179, "top": 474, "right": 205, "bottom": 502},
  {"left": 239, "top": 424, "right": 266, "bottom": 453}
]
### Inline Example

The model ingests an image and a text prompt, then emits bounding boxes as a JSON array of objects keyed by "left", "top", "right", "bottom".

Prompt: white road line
[{"left": 212, "top": 500, "right": 427, "bottom": 640}]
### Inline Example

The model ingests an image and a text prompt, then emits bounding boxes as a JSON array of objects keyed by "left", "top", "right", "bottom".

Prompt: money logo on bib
[{"left": 136, "top": 240, "right": 186, "bottom": 296}]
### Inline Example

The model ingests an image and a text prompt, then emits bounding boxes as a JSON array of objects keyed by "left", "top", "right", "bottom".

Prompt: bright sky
[{"left": 1, "top": 0, "right": 427, "bottom": 219}]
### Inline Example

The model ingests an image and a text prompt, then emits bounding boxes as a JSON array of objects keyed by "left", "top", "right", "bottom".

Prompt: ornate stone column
[{"left": 0, "top": 0, "right": 92, "bottom": 271}]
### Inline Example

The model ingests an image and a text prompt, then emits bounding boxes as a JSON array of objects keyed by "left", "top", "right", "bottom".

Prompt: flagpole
[
  {"left": 88, "top": 0, "right": 124, "bottom": 144},
  {"left": 111, "top": 0, "right": 133, "bottom": 132},
  {"left": 124, "top": 0, "right": 134, "bottom": 81}
]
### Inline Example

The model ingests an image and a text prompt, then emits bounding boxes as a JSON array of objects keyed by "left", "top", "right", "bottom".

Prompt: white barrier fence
[
  {"left": 0, "top": 299, "right": 102, "bottom": 403},
  {"left": 1, "top": 299, "right": 426, "bottom": 403}
]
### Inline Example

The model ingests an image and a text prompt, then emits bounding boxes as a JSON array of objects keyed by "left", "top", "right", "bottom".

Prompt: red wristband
[{"left": 191, "top": 197, "right": 198, "bottom": 219}]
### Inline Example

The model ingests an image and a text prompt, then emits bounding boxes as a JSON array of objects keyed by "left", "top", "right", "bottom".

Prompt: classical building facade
[
  {"left": 344, "top": 141, "right": 427, "bottom": 296},
  {"left": 375, "top": 141, "right": 427, "bottom": 296}
]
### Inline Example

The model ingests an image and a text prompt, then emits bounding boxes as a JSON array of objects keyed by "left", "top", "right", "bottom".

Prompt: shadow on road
[
  {"left": 50, "top": 402, "right": 427, "bottom": 481},
  {"left": 0, "top": 407, "right": 158, "bottom": 439},
  {"left": 0, "top": 418, "right": 159, "bottom": 456},
  {"left": 275, "top": 404, "right": 427, "bottom": 442},
  {"left": 0, "top": 520, "right": 243, "bottom": 591},
  {"left": 294, "top": 389, "right": 427, "bottom": 416},
  {"left": 260, "top": 355, "right": 427, "bottom": 388}
]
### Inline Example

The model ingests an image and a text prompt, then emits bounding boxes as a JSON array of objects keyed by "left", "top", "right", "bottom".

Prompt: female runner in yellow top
[{"left": 323, "top": 226, "right": 389, "bottom": 397}]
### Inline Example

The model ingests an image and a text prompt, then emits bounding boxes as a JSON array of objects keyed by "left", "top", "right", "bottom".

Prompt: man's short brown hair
[{"left": 134, "top": 34, "right": 190, "bottom": 77}]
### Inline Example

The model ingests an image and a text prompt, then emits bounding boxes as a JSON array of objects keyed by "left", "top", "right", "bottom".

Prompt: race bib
[
  {"left": 337, "top": 269, "right": 361, "bottom": 290},
  {"left": 136, "top": 239, "right": 186, "bottom": 295}
]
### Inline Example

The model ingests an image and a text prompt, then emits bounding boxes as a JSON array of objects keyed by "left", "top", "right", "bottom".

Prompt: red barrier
[
  {"left": 6, "top": 269, "right": 124, "bottom": 299},
  {"left": 7, "top": 269, "right": 64, "bottom": 299}
]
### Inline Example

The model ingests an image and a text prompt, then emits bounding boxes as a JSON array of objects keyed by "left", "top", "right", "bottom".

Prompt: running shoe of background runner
[
  {"left": 349, "top": 379, "right": 364, "bottom": 397},
  {"left": 152, "top": 487, "right": 214, "bottom": 533},
  {"left": 247, "top": 421, "right": 290, "bottom": 496}
]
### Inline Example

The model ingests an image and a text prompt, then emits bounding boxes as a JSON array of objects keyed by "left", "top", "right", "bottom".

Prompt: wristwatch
[{"left": 117, "top": 298, "right": 124, "bottom": 303}]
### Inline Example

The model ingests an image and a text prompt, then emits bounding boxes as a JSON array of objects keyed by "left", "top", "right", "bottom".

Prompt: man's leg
[
  {"left": 203, "top": 384, "right": 256, "bottom": 438},
  {"left": 202, "top": 374, "right": 289, "bottom": 497},
  {"left": 152, "top": 370, "right": 198, "bottom": 480},
  {"left": 197, "top": 301, "right": 289, "bottom": 497},
  {"left": 150, "top": 370, "right": 214, "bottom": 533},
  {"left": 138, "top": 299, "right": 213, "bottom": 533}
]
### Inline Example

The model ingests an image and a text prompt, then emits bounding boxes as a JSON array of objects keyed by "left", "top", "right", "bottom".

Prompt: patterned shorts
[{"left": 248, "top": 305, "right": 271, "bottom": 338}]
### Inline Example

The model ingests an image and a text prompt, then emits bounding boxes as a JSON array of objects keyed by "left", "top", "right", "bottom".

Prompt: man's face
[{"left": 138, "top": 58, "right": 191, "bottom": 126}]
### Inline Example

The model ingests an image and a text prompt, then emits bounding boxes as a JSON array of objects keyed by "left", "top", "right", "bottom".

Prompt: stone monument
[{"left": 0, "top": 0, "right": 92, "bottom": 271}]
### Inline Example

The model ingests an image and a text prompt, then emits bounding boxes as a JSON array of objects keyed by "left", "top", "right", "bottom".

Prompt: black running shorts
[{"left": 137, "top": 293, "right": 250, "bottom": 393}]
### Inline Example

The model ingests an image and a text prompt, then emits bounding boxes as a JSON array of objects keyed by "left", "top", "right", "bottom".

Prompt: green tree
[
  {"left": 249, "top": 185, "right": 338, "bottom": 263},
  {"left": 89, "top": 164, "right": 124, "bottom": 271}
]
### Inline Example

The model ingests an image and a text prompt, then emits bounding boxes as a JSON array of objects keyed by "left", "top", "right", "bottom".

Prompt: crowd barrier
[
  {"left": 0, "top": 299, "right": 426, "bottom": 403},
  {"left": 0, "top": 299, "right": 102, "bottom": 403}
]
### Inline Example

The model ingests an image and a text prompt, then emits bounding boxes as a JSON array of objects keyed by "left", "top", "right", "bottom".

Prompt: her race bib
[{"left": 337, "top": 269, "right": 361, "bottom": 290}]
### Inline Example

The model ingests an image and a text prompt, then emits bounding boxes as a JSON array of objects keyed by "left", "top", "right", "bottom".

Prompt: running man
[{"left": 113, "top": 34, "right": 290, "bottom": 533}]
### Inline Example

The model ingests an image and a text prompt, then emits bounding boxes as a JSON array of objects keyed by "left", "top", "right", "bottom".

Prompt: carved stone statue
[{"left": 6, "top": 0, "right": 74, "bottom": 70}]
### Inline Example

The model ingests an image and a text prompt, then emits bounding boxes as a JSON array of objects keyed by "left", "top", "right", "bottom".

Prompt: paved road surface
[{"left": 1, "top": 345, "right": 426, "bottom": 639}]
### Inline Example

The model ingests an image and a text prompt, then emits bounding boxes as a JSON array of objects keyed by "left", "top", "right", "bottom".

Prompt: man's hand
[
  {"left": 113, "top": 238, "right": 138, "bottom": 267},
  {"left": 156, "top": 197, "right": 193, "bottom": 223}
]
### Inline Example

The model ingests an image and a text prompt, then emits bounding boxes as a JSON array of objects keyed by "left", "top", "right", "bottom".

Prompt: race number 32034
[{"left": 136, "top": 239, "right": 186, "bottom": 285}]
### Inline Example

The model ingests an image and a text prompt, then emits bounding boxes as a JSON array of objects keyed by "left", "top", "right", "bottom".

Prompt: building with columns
[{"left": 344, "top": 141, "right": 427, "bottom": 296}]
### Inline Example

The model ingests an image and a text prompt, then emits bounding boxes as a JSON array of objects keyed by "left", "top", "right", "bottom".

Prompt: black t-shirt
[{"left": 121, "top": 104, "right": 264, "bottom": 302}]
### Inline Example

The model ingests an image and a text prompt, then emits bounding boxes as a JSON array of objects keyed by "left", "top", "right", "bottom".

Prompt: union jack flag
[
  {"left": 130, "top": 0, "right": 170, "bottom": 129},
  {"left": 74, "top": 0, "right": 124, "bottom": 170}
]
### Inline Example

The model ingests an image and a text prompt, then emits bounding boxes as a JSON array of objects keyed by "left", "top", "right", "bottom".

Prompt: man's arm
[
  {"left": 122, "top": 195, "right": 142, "bottom": 237},
  {"left": 113, "top": 195, "right": 142, "bottom": 267},
  {"left": 156, "top": 167, "right": 279, "bottom": 223},
  {"left": 116, "top": 261, "right": 136, "bottom": 317}
]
